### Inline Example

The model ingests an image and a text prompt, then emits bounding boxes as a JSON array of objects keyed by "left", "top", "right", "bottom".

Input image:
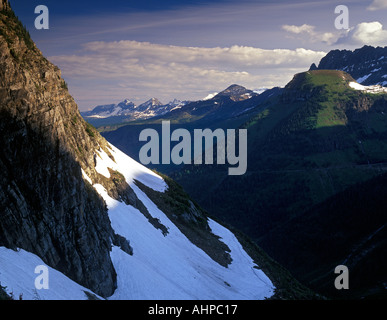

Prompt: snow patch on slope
[
  {"left": 253, "top": 88, "right": 268, "bottom": 95},
  {"left": 81, "top": 168, "right": 92, "bottom": 185},
  {"left": 95, "top": 144, "right": 167, "bottom": 192},
  {"left": 203, "top": 92, "right": 218, "bottom": 101},
  {"left": 0, "top": 247, "right": 102, "bottom": 300},
  {"left": 349, "top": 81, "right": 387, "bottom": 93},
  {"left": 356, "top": 74, "right": 371, "bottom": 83},
  {"left": 94, "top": 143, "right": 274, "bottom": 299},
  {"left": 0, "top": 142, "right": 274, "bottom": 300},
  {"left": 93, "top": 181, "right": 274, "bottom": 300}
]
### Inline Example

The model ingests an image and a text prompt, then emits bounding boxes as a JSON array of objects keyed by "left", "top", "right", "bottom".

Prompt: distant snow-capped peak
[
  {"left": 81, "top": 97, "right": 191, "bottom": 121},
  {"left": 202, "top": 92, "right": 218, "bottom": 101},
  {"left": 253, "top": 88, "right": 269, "bottom": 95}
]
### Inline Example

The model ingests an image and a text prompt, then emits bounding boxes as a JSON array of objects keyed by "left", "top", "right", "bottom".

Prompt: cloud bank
[
  {"left": 50, "top": 41, "right": 326, "bottom": 110},
  {"left": 282, "top": 24, "right": 340, "bottom": 45},
  {"left": 282, "top": 19, "right": 387, "bottom": 48},
  {"left": 350, "top": 21, "right": 387, "bottom": 46}
]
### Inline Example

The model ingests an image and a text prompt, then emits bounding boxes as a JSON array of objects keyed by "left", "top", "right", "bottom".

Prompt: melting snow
[
  {"left": 94, "top": 143, "right": 275, "bottom": 300},
  {"left": 81, "top": 169, "right": 92, "bottom": 185},
  {"left": 98, "top": 181, "right": 275, "bottom": 300},
  {"left": 356, "top": 74, "right": 371, "bottom": 83},
  {"left": 349, "top": 82, "right": 387, "bottom": 94},
  {"left": 0, "top": 142, "right": 275, "bottom": 300},
  {"left": 0, "top": 247, "right": 102, "bottom": 300},
  {"left": 94, "top": 144, "right": 167, "bottom": 192},
  {"left": 170, "top": 105, "right": 182, "bottom": 112}
]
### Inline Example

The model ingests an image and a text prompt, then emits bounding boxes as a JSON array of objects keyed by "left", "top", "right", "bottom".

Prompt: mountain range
[
  {"left": 88, "top": 45, "right": 387, "bottom": 133},
  {"left": 81, "top": 98, "right": 189, "bottom": 128},
  {"left": 101, "top": 47, "right": 387, "bottom": 299},
  {"left": 310, "top": 45, "right": 387, "bottom": 87},
  {"left": 82, "top": 85, "right": 274, "bottom": 131},
  {"left": 171, "top": 69, "right": 387, "bottom": 299},
  {"left": 0, "top": 0, "right": 314, "bottom": 300},
  {"left": 101, "top": 85, "right": 282, "bottom": 173}
]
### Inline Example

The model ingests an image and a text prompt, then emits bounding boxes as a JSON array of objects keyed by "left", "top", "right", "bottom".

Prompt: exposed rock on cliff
[{"left": 0, "top": 1, "right": 120, "bottom": 297}]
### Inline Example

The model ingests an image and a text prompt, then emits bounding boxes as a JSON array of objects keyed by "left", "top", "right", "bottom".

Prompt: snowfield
[
  {"left": 95, "top": 144, "right": 167, "bottom": 193},
  {"left": 0, "top": 247, "right": 102, "bottom": 300},
  {"left": 0, "top": 143, "right": 275, "bottom": 300}
]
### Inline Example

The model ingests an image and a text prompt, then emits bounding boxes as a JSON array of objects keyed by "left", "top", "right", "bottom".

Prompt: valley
[{"left": 97, "top": 67, "right": 387, "bottom": 299}]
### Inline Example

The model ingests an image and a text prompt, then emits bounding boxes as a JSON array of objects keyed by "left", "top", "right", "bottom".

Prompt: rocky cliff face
[
  {"left": 0, "top": 1, "right": 123, "bottom": 297},
  {"left": 0, "top": 0, "right": 9, "bottom": 11},
  {"left": 312, "top": 45, "right": 387, "bottom": 86},
  {"left": 0, "top": 1, "right": 218, "bottom": 297}
]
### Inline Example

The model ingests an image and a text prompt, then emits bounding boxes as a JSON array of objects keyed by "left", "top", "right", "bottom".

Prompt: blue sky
[{"left": 11, "top": 0, "right": 387, "bottom": 110}]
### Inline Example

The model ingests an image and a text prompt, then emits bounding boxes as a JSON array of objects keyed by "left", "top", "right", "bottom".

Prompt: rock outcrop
[
  {"left": 0, "top": 1, "right": 227, "bottom": 296},
  {"left": 0, "top": 0, "right": 9, "bottom": 11},
  {"left": 312, "top": 45, "right": 387, "bottom": 86},
  {"left": 0, "top": 1, "right": 120, "bottom": 297}
]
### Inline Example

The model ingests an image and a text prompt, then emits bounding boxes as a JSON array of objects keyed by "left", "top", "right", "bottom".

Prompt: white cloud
[
  {"left": 50, "top": 41, "right": 326, "bottom": 110},
  {"left": 367, "top": 0, "right": 387, "bottom": 11},
  {"left": 350, "top": 21, "right": 387, "bottom": 46},
  {"left": 282, "top": 24, "right": 316, "bottom": 35},
  {"left": 282, "top": 24, "right": 339, "bottom": 45},
  {"left": 282, "top": 20, "right": 387, "bottom": 48}
]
